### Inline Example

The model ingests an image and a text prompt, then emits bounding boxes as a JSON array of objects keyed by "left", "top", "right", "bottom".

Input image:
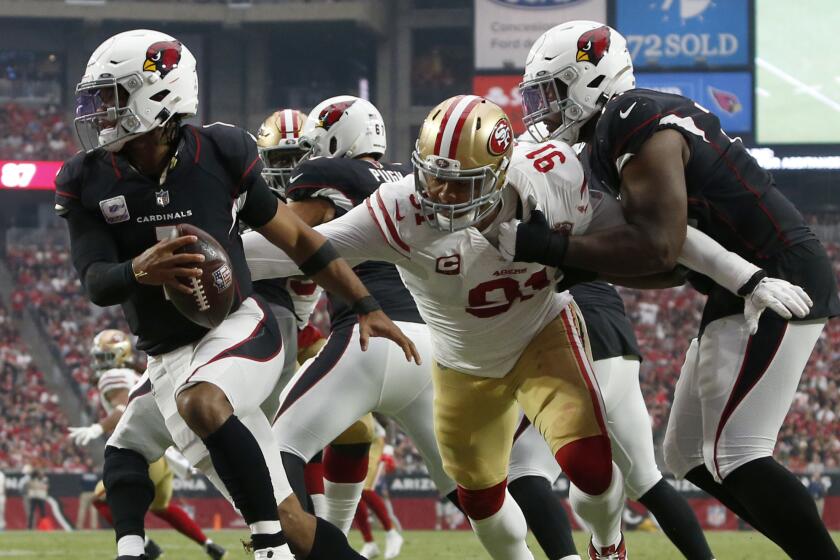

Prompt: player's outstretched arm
[
  {"left": 256, "top": 202, "right": 420, "bottom": 363},
  {"left": 68, "top": 387, "right": 129, "bottom": 446}
]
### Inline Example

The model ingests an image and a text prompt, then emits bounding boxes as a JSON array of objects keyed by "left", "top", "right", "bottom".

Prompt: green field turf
[
  {"left": 756, "top": 0, "right": 840, "bottom": 144},
  {"left": 1, "top": 529, "right": 839, "bottom": 559}
]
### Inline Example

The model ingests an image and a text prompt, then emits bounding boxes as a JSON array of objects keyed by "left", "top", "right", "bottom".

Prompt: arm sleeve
[
  {"left": 62, "top": 197, "right": 137, "bottom": 307},
  {"left": 677, "top": 226, "right": 761, "bottom": 295},
  {"left": 244, "top": 201, "right": 404, "bottom": 281}
]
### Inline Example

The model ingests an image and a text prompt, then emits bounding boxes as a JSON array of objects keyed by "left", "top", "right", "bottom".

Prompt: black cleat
[
  {"left": 144, "top": 539, "right": 164, "bottom": 560},
  {"left": 205, "top": 541, "right": 228, "bottom": 560}
]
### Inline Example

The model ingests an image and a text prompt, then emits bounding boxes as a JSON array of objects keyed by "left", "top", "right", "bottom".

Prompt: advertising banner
[
  {"left": 0, "top": 161, "right": 63, "bottom": 190},
  {"left": 473, "top": 74, "right": 526, "bottom": 134},
  {"left": 616, "top": 0, "right": 749, "bottom": 69},
  {"left": 474, "top": 0, "right": 607, "bottom": 70},
  {"left": 635, "top": 71, "right": 752, "bottom": 133}
]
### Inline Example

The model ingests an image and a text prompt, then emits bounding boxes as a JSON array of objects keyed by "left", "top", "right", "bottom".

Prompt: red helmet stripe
[
  {"left": 283, "top": 110, "right": 296, "bottom": 139},
  {"left": 278, "top": 110, "right": 288, "bottom": 136},
  {"left": 446, "top": 96, "right": 482, "bottom": 160},
  {"left": 433, "top": 95, "right": 465, "bottom": 157}
]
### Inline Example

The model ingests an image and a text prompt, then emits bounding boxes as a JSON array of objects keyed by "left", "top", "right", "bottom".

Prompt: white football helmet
[
  {"left": 520, "top": 21, "right": 634, "bottom": 144},
  {"left": 299, "top": 95, "right": 386, "bottom": 159},
  {"left": 75, "top": 29, "right": 199, "bottom": 152}
]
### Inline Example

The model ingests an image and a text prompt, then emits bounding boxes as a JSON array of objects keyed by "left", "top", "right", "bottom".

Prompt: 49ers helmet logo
[
  {"left": 144, "top": 41, "right": 182, "bottom": 77},
  {"left": 576, "top": 25, "right": 611, "bottom": 65},
  {"left": 487, "top": 118, "right": 513, "bottom": 156},
  {"left": 317, "top": 101, "right": 356, "bottom": 130}
]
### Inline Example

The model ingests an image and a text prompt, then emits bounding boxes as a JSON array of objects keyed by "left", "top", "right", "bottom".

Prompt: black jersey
[
  {"left": 569, "top": 282, "right": 640, "bottom": 361},
  {"left": 286, "top": 157, "right": 421, "bottom": 331},
  {"left": 587, "top": 88, "right": 839, "bottom": 325},
  {"left": 56, "top": 124, "right": 279, "bottom": 355}
]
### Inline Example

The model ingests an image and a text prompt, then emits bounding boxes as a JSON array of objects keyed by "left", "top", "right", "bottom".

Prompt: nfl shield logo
[{"left": 155, "top": 189, "right": 170, "bottom": 207}]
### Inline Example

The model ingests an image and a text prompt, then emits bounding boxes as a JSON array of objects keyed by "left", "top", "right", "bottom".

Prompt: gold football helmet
[
  {"left": 412, "top": 95, "right": 513, "bottom": 232},
  {"left": 91, "top": 329, "right": 133, "bottom": 371},
  {"left": 256, "top": 109, "right": 308, "bottom": 196}
]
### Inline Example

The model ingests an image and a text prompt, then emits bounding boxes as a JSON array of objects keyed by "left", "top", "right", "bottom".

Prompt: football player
[
  {"left": 507, "top": 21, "right": 840, "bottom": 558},
  {"left": 58, "top": 29, "right": 418, "bottom": 560},
  {"left": 264, "top": 97, "right": 456, "bottom": 552},
  {"left": 68, "top": 330, "right": 227, "bottom": 560},
  {"left": 248, "top": 95, "right": 628, "bottom": 560}
]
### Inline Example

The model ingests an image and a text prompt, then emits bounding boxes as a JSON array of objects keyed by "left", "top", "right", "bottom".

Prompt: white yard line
[{"left": 756, "top": 57, "right": 840, "bottom": 112}]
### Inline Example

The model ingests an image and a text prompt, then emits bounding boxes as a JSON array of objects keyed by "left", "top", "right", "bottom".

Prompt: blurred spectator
[
  {"left": 0, "top": 103, "right": 77, "bottom": 161},
  {"left": 808, "top": 471, "right": 827, "bottom": 519},
  {"left": 0, "top": 467, "right": 5, "bottom": 531},
  {"left": 25, "top": 469, "right": 48, "bottom": 529}
]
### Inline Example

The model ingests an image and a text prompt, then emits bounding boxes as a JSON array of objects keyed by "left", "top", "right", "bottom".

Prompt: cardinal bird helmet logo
[
  {"left": 576, "top": 25, "right": 611, "bottom": 66},
  {"left": 143, "top": 41, "right": 182, "bottom": 78},
  {"left": 317, "top": 100, "right": 357, "bottom": 131}
]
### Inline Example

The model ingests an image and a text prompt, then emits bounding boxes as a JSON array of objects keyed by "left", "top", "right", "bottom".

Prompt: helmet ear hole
[
  {"left": 149, "top": 89, "right": 170, "bottom": 102},
  {"left": 587, "top": 75, "right": 605, "bottom": 89},
  {"left": 329, "top": 137, "right": 338, "bottom": 155}
]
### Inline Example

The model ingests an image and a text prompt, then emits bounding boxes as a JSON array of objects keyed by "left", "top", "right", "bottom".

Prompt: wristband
[
  {"left": 352, "top": 295, "right": 381, "bottom": 315},
  {"left": 737, "top": 269, "right": 767, "bottom": 297},
  {"left": 299, "top": 241, "right": 340, "bottom": 276},
  {"left": 543, "top": 231, "right": 570, "bottom": 266}
]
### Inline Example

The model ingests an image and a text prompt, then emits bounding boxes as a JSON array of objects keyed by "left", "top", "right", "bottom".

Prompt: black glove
[{"left": 514, "top": 209, "right": 570, "bottom": 266}]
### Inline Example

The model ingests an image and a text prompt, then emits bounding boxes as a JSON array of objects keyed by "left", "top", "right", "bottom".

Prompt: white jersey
[
  {"left": 97, "top": 367, "right": 141, "bottom": 414},
  {"left": 246, "top": 140, "right": 592, "bottom": 378}
]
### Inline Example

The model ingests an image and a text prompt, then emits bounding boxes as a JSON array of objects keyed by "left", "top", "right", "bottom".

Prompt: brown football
[{"left": 163, "top": 223, "right": 235, "bottom": 329}]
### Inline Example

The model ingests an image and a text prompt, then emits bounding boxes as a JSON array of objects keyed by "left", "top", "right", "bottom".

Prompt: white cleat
[
  {"left": 254, "top": 544, "right": 295, "bottom": 560},
  {"left": 384, "top": 529, "right": 404, "bottom": 559},
  {"left": 360, "top": 542, "right": 381, "bottom": 559}
]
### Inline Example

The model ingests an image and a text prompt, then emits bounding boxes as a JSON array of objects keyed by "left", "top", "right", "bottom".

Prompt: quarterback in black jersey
[
  {"left": 262, "top": 97, "right": 451, "bottom": 554},
  {"left": 507, "top": 21, "right": 840, "bottom": 558},
  {"left": 59, "top": 30, "right": 417, "bottom": 560}
]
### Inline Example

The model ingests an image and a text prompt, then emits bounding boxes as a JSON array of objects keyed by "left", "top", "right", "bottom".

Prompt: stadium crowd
[
  {"left": 2, "top": 232, "right": 838, "bottom": 474},
  {"left": 0, "top": 300, "right": 88, "bottom": 471},
  {"left": 0, "top": 103, "right": 77, "bottom": 161}
]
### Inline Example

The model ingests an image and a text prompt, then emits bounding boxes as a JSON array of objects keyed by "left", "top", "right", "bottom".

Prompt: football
[{"left": 163, "top": 223, "right": 235, "bottom": 329}]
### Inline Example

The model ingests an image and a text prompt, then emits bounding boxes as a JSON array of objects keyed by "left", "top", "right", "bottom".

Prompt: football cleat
[
  {"left": 204, "top": 541, "right": 227, "bottom": 560},
  {"left": 383, "top": 528, "right": 404, "bottom": 559},
  {"left": 144, "top": 539, "right": 163, "bottom": 560},
  {"left": 588, "top": 534, "right": 627, "bottom": 560},
  {"left": 360, "top": 541, "right": 380, "bottom": 559}
]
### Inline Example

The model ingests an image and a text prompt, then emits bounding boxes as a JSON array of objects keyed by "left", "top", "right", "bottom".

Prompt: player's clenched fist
[{"left": 131, "top": 235, "right": 205, "bottom": 295}]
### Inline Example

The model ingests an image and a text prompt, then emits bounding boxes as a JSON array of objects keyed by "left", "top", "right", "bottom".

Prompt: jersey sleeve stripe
[
  {"left": 55, "top": 190, "right": 79, "bottom": 200},
  {"left": 109, "top": 153, "right": 122, "bottom": 179},
  {"left": 190, "top": 126, "right": 201, "bottom": 163},
  {"left": 375, "top": 191, "right": 411, "bottom": 253},
  {"left": 433, "top": 94, "right": 464, "bottom": 156},
  {"left": 365, "top": 196, "right": 410, "bottom": 258},
  {"left": 235, "top": 156, "right": 261, "bottom": 196}
]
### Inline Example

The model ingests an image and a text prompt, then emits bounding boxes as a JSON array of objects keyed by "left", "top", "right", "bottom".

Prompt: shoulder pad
[
  {"left": 364, "top": 175, "right": 417, "bottom": 258},
  {"left": 598, "top": 90, "right": 664, "bottom": 164},
  {"left": 507, "top": 141, "right": 590, "bottom": 234},
  {"left": 54, "top": 151, "right": 94, "bottom": 215}
]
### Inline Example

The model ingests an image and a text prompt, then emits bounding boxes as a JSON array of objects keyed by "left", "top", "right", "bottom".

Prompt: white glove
[
  {"left": 744, "top": 277, "right": 813, "bottom": 335},
  {"left": 68, "top": 423, "right": 104, "bottom": 447},
  {"left": 498, "top": 219, "right": 520, "bottom": 262}
]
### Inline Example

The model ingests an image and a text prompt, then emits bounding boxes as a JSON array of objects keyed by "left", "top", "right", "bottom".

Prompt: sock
[
  {"left": 116, "top": 535, "right": 144, "bottom": 557},
  {"left": 282, "top": 451, "right": 314, "bottom": 514},
  {"left": 468, "top": 491, "right": 534, "bottom": 560},
  {"left": 93, "top": 500, "right": 114, "bottom": 526},
  {"left": 202, "top": 415, "right": 284, "bottom": 548},
  {"left": 103, "top": 446, "right": 154, "bottom": 543},
  {"left": 309, "top": 516, "right": 366, "bottom": 560},
  {"left": 722, "top": 457, "right": 839, "bottom": 558},
  {"left": 305, "top": 456, "right": 326, "bottom": 517},
  {"left": 638, "top": 478, "right": 713, "bottom": 560},
  {"left": 569, "top": 463, "right": 624, "bottom": 549},
  {"left": 685, "top": 465, "right": 767, "bottom": 535},
  {"left": 323, "top": 443, "right": 369, "bottom": 534},
  {"left": 152, "top": 503, "right": 208, "bottom": 546},
  {"left": 354, "top": 501, "right": 375, "bottom": 543},
  {"left": 362, "top": 490, "right": 393, "bottom": 531},
  {"left": 509, "top": 475, "right": 578, "bottom": 559}
]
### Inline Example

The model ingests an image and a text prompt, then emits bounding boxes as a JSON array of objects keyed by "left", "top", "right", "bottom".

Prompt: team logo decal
[
  {"left": 576, "top": 26, "right": 611, "bottom": 65},
  {"left": 143, "top": 41, "right": 182, "bottom": 78},
  {"left": 317, "top": 101, "right": 356, "bottom": 131},
  {"left": 99, "top": 195, "right": 130, "bottom": 224},
  {"left": 707, "top": 86, "right": 742, "bottom": 115},
  {"left": 212, "top": 264, "right": 232, "bottom": 293},
  {"left": 435, "top": 254, "right": 461, "bottom": 275},
  {"left": 155, "top": 189, "right": 170, "bottom": 207},
  {"left": 487, "top": 118, "right": 513, "bottom": 156}
]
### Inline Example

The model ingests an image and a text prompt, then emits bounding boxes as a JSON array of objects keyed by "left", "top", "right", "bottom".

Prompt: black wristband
[
  {"left": 543, "top": 231, "right": 570, "bottom": 266},
  {"left": 737, "top": 269, "right": 768, "bottom": 297},
  {"left": 351, "top": 295, "right": 381, "bottom": 316},
  {"left": 299, "top": 241, "right": 340, "bottom": 276}
]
